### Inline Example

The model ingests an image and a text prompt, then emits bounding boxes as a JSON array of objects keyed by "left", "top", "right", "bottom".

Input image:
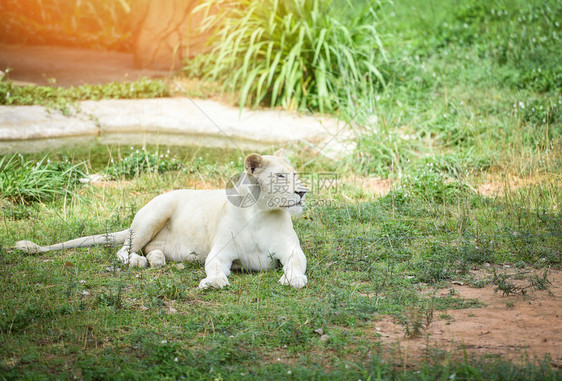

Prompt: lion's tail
[{"left": 14, "top": 230, "right": 131, "bottom": 254}]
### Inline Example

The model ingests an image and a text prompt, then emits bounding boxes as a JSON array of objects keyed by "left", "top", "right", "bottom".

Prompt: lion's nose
[{"left": 295, "top": 190, "right": 306, "bottom": 199}]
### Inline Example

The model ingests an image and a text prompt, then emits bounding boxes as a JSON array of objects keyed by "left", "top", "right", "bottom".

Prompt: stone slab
[
  {"left": 0, "top": 97, "right": 351, "bottom": 156},
  {"left": 0, "top": 105, "right": 98, "bottom": 140}
]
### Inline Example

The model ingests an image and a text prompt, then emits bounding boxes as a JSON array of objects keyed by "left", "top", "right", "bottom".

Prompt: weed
[
  {"left": 491, "top": 269, "right": 552, "bottom": 296},
  {"left": 529, "top": 270, "right": 552, "bottom": 291},
  {"left": 403, "top": 298, "right": 434, "bottom": 338},
  {"left": 94, "top": 284, "right": 124, "bottom": 310},
  {"left": 492, "top": 270, "right": 524, "bottom": 296}
]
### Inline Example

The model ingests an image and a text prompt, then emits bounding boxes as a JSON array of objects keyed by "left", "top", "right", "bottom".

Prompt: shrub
[{"left": 186, "top": 0, "right": 387, "bottom": 113}]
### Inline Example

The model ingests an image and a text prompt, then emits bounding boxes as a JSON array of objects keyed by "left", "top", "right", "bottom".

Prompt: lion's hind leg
[
  {"left": 115, "top": 204, "right": 171, "bottom": 268},
  {"left": 146, "top": 250, "right": 166, "bottom": 268},
  {"left": 116, "top": 245, "right": 147, "bottom": 268}
]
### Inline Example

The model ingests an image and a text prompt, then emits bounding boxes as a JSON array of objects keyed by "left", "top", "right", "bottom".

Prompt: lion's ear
[{"left": 244, "top": 153, "right": 264, "bottom": 174}]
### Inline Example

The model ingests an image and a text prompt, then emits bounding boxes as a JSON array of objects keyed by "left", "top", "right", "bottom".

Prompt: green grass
[
  {"left": 0, "top": 73, "right": 169, "bottom": 114},
  {"left": 0, "top": 149, "right": 560, "bottom": 378},
  {"left": 1, "top": 0, "right": 561, "bottom": 378},
  {"left": 345, "top": 0, "right": 562, "bottom": 178},
  {"left": 0, "top": 154, "right": 88, "bottom": 204}
]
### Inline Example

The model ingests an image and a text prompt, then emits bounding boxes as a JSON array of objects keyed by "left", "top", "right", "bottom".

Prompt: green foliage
[
  {"left": 186, "top": 0, "right": 386, "bottom": 112},
  {"left": 444, "top": 0, "right": 562, "bottom": 92},
  {"left": 403, "top": 299, "right": 434, "bottom": 338},
  {"left": 105, "top": 149, "right": 182, "bottom": 179},
  {"left": 0, "top": 154, "right": 87, "bottom": 203},
  {"left": 345, "top": 0, "right": 562, "bottom": 176},
  {"left": 0, "top": 76, "right": 169, "bottom": 111}
]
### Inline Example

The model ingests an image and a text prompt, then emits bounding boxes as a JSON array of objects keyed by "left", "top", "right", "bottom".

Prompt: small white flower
[{"left": 161, "top": 340, "right": 167, "bottom": 344}]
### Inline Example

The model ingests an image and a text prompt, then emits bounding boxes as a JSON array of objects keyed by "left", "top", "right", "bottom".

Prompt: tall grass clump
[
  {"left": 186, "top": 0, "right": 387, "bottom": 113},
  {"left": 0, "top": 154, "right": 87, "bottom": 203}
]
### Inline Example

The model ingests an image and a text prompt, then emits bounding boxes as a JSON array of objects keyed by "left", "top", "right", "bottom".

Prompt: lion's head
[{"left": 234, "top": 150, "right": 307, "bottom": 216}]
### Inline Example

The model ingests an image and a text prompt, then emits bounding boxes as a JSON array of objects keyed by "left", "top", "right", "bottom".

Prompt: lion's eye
[{"left": 276, "top": 173, "right": 287, "bottom": 179}]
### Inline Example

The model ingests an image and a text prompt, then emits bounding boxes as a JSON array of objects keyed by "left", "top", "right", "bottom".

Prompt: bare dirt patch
[
  {"left": 344, "top": 176, "right": 394, "bottom": 197},
  {"left": 476, "top": 174, "right": 551, "bottom": 197},
  {"left": 0, "top": 44, "right": 162, "bottom": 87},
  {"left": 373, "top": 269, "right": 562, "bottom": 367}
]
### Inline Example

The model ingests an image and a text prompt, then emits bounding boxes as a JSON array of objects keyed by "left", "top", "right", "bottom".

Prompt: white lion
[{"left": 14, "top": 150, "right": 308, "bottom": 289}]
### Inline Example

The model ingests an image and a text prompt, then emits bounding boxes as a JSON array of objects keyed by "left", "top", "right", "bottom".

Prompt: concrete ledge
[
  {"left": 79, "top": 98, "right": 342, "bottom": 144},
  {"left": 0, "top": 105, "right": 98, "bottom": 140}
]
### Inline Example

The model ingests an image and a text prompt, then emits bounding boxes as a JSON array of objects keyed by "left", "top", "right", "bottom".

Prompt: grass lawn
[{"left": 1, "top": 0, "right": 561, "bottom": 379}]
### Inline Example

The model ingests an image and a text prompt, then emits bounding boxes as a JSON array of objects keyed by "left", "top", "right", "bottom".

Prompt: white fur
[{"left": 14, "top": 151, "right": 308, "bottom": 289}]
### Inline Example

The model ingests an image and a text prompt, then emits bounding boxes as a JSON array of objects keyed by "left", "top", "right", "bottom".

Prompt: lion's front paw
[
  {"left": 198, "top": 275, "right": 230, "bottom": 289},
  {"left": 279, "top": 273, "right": 307, "bottom": 288}
]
